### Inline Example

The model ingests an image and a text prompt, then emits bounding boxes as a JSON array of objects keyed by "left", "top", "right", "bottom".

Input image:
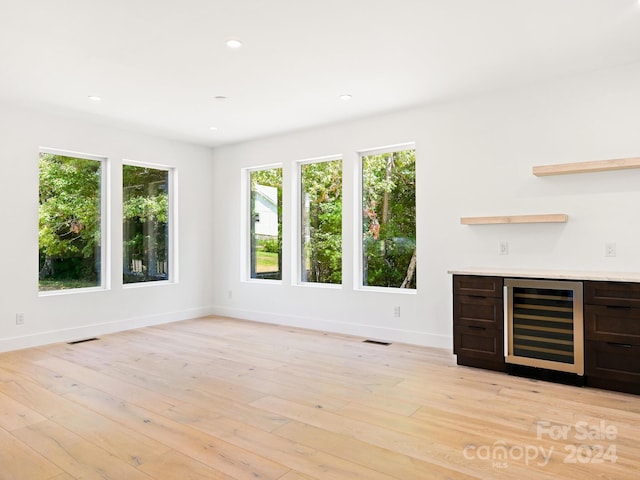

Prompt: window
[
  {"left": 361, "top": 146, "right": 416, "bottom": 289},
  {"left": 300, "top": 158, "right": 342, "bottom": 284},
  {"left": 123, "top": 164, "right": 171, "bottom": 284},
  {"left": 38, "top": 151, "right": 105, "bottom": 292},
  {"left": 249, "top": 166, "right": 282, "bottom": 280}
]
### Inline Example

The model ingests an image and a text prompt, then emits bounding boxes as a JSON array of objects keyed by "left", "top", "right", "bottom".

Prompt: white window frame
[
  {"left": 293, "top": 154, "right": 343, "bottom": 288},
  {"left": 122, "top": 160, "right": 177, "bottom": 288},
  {"left": 241, "top": 163, "right": 283, "bottom": 284},
  {"left": 355, "top": 142, "right": 417, "bottom": 294},
  {"left": 38, "top": 147, "right": 110, "bottom": 296}
]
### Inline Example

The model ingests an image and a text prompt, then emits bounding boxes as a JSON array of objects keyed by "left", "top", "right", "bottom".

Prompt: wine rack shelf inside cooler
[
  {"left": 505, "top": 279, "right": 584, "bottom": 375},
  {"left": 512, "top": 286, "right": 575, "bottom": 364}
]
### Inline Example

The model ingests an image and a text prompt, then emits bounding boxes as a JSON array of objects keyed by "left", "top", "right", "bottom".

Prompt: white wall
[
  {"left": 0, "top": 103, "right": 215, "bottom": 352},
  {"left": 4, "top": 61, "right": 640, "bottom": 354},
  {"left": 210, "top": 61, "right": 640, "bottom": 349}
]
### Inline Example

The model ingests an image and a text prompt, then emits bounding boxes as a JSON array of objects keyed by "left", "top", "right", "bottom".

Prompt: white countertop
[{"left": 448, "top": 266, "right": 640, "bottom": 283}]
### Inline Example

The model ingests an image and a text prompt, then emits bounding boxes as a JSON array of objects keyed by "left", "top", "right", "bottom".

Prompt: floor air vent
[
  {"left": 363, "top": 339, "right": 391, "bottom": 346},
  {"left": 67, "top": 337, "right": 99, "bottom": 345}
]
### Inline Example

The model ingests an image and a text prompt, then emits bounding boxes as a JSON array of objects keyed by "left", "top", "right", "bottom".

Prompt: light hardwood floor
[{"left": 0, "top": 316, "right": 638, "bottom": 479}]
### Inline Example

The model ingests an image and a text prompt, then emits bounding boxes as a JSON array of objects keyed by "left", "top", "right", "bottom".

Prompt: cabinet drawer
[
  {"left": 585, "top": 281, "right": 640, "bottom": 308},
  {"left": 454, "top": 275, "right": 503, "bottom": 298},
  {"left": 454, "top": 325, "right": 504, "bottom": 365},
  {"left": 584, "top": 305, "right": 640, "bottom": 343},
  {"left": 586, "top": 340, "right": 640, "bottom": 394},
  {"left": 454, "top": 295, "right": 503, "bottom": 329}
]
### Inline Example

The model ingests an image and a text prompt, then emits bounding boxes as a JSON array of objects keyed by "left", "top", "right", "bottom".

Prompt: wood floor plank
[
  {"left": 0, "top": 353, "right": 81, "bottom": 398},
  {"left": 136, "top": 450, "right": 240, "bottom": 480},
  {"left": 164, "top": 396, "right": 289, "bottom": 433},
  {"left": 48, "top": 474, "right": 75, "bottom": 480},
  {"left": 0, "top": 316, "right": 638, "bottom": 479},
  {"left": 0, "top": 425, "right": 63, "bottom": 480},
  {"left": 53, "top": 352, "right": 291, "bottom": 433},
  {"left": 0, "top": 376, "right": 173, "bottom": 468},
  {"left": 250, "top": 395, "right": 517, "bottom": 479},
  {"left": 274, "top": 420, "right": 481, "bottom": 480},
  {"left": 60, "top": 383, "right": 289, "bottom": 480},
  {"left": 132, "top": 337, "right": 425, "bottom": 417},
  {"left": 12, "top": 420, "right": 155, "bottom": 480},
  {"left": 136, "top": 326, "right": 287, "bottom": 370},
  {"left": 53, "top": 343, "right": 269, "bottom": 405},
  {"left": 112, "top": 333, "right": 357, "bottom": 413},
  {"left": 170, "top": 412, "right": 402, "bottom": 480},
  {"left": 276, "top": 471, "right": 319, "bottom": 480},
  {"left": 31, "top": 355, "right": 179, "bottom": 413},
  {"left": 334, "top": 399, "right": 636, "bottom": 478},
  {"left": 0, "top": 389, "right": 47, "bottom": 431},
  {"left": 40, "top": 352, "right": 291, "bottom": 434}
]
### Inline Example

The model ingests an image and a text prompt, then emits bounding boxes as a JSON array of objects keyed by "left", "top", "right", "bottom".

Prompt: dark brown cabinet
[
  {"left": 453, "top": 275, "right": 506, "bottom": 372},
  {"left": 584, "top": 281, "right": 640, "bottom": 394},
  {"left": 453, "top": 274, "right": 640, "bottom": 394}
]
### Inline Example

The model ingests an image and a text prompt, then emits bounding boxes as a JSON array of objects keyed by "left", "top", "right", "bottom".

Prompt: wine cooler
[{"left": 505, "top": 278, "right": 584, "bottom": 375}]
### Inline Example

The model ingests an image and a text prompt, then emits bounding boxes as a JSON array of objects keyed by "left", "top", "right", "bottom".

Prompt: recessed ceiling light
[
  {"left": 214, "top": 95, "right": 228, "bottom": 101},
  {"left": 88, "top": 95, "right": 101, "bottom": 101},
  {"left": 209, "top": 126, "right": 218, "bottom": 131},
  {"left": 225, "top": 39, "right": 243, "bottom": 49},
  {"left": 339, "top": 94, "right": 352, "bottom": 101}
]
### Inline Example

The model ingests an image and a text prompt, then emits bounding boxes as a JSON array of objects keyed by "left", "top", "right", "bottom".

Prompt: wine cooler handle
[{"left": 503, "top": 285, "right": 508, "bottom": 359}]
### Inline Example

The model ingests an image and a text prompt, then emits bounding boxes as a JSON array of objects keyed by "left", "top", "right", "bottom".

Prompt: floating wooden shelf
[
  {"left": 460, "top": 214, "right": 568, "bottom": 225},
  {"left": 532, "top": 157, "right": 640, "bottom": 177}
]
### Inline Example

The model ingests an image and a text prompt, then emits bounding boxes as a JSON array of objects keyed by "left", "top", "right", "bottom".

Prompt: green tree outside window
[
  {"left": 39, "top": 153, "right": 102, "bottom": 291},
  {"left": 362, "top": 148, "right": 416, "bottom": 289},
  {"left": 123, "top": 165, "right": 169, "bottom": 284},
  {"left": 300, "top": 159, "right": 342, "bottom": 284}
]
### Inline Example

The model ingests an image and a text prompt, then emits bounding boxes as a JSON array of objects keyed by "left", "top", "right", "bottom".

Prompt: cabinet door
[
  {"left": 454, "top": 295, "right": 504, "bottom": 329},
  {"left": 585, "top": 340, "right": 640, "bottom": 394},
  {"left": 454, "top": 325, "right": 505, "bottom": 372},
  {"left": 584, "top": 305, "right": 640, "bottom": 343},
  {"left": 454, "top": 275, "right": 503, "bottom": 298},
  {"left": 584, "top": 282, "right": 640, "bottom": 394},
  {"left": 585, "top": 281, "right": 640, "bottom": 308}
]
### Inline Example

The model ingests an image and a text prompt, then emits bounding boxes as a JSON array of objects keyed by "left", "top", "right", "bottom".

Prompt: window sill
[
  {"left": 243, "top": 278, "right": 283, "bottom": 285},
  {"left": 355, "top": 286, "right": 417, "bottom": 295},
  {"left": 123, "top": 280, "right": 175, "bottom": 289},
  {"left": 39, "top": 286, "right": 109, "bottom": 297},
  {"left": 294, "top": 282, "right": 342, "bottom": 290}
]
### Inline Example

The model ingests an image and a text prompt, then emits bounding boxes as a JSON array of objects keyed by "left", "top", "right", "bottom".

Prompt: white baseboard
[
  {"left": 0, "top": 306, "right": 214, "bottom": 353},
  {"left": 211, "top": 306, "right": 452, "bottom": 350},
  {"left": 1, "top": 305, "right": 453, "bottom": 353}
]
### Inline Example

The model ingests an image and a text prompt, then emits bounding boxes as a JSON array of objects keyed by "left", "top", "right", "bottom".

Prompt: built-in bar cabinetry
[
  {"left": 584, "top": 281, "right": 640, "bottom": 394},
  {"left": 451, "top": 269, "right": 640, "bottom": 395},
  {"left": 453, "top": 275, "right": 505, "bottom": 372}
]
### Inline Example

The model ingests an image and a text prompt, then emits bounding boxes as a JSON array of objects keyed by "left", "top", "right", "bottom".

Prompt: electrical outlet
[
  {"left": 605, "top": 243, "right": 617, "bottom": 257},
  {"left": 393, "top": 306, "right": 401, "bottom": 318},
  {"left": 499, "top": 241, "right": 509, "bottom": 255},
  {"left": 227, "top": 290, "right": 233, "bottom": 299},
  {"left": 16, "top": 313, "right": 24, "bottom": 325}
]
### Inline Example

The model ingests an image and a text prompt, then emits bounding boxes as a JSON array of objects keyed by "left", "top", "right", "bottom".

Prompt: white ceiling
[{"left": 2, "top": 0, "right": 640, "bottom": 147}]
